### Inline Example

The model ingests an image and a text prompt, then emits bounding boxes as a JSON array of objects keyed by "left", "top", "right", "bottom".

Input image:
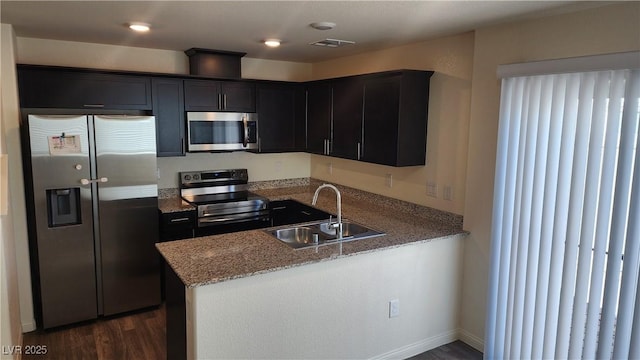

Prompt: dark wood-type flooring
[
  {"left": 23, "top": 304, "right": 482, "bottom": 359},
  {"left": 22, "top": 305, "right": 166, "bottom": 359}
]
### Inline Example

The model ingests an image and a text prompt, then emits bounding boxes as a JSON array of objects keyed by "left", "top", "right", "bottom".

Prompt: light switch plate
[
  {"left": 426, "top": 182, "right": 437, "bottom": 198},
  {"left": 389, "top": 299, "right": 400, "bottom": 318}
]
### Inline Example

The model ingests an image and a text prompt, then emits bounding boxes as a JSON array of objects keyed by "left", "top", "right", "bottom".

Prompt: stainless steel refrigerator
[{"left": 23, "top": 114, "right": 160, "bottom": 329}]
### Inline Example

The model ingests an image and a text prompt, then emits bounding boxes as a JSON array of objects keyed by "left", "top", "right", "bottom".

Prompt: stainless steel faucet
[{"left": 312, "top": 183, "right": 343, "bottom": 237}]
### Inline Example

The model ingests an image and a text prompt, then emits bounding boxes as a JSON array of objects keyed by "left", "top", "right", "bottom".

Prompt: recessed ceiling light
[
  {"left": 264, "top": 39, "right": 281, "bottom": 48},
  {"left": 310, "top": 22, "right": 336, "bottom": 31},
  {"left": 128, "top": 22, "right": 150, "bottom": 32}
]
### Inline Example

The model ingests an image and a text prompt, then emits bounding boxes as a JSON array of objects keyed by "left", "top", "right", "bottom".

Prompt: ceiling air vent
[{"left": 310, "top": 38, "right": 355, "bottom": 48}]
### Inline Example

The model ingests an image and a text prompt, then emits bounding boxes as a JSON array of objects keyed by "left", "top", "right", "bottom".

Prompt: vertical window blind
[{"left": 485, "top": 63, "right": 640, "bottom": 359}]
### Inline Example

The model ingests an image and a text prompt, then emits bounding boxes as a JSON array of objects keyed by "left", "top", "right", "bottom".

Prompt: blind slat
[{"left": 556, "top": 72, "right": 597, "bottom": 359}]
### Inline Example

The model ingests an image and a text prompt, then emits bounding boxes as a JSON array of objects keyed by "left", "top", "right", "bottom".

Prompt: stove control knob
[
  {"left": 193, "top": 174, "right": 200, "bottom": 180},
  {"left": 184, "top": 175, "right": 192, "bottom": 181}
]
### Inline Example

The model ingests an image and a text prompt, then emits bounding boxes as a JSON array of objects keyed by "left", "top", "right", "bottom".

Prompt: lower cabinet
[
  {"left": 269, "top": 199, "right": 333, "bottom": 226},
  {"left": 165, "top": 266, "right": 186, "bottom": 360},
  {"left": 159, "top": 210, "right": 195, "bottom": 241}
]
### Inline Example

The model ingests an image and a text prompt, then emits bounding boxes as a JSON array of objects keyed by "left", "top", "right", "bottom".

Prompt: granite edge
[{"left": 183, "top": 232, "right": 468, "bottom": 288}]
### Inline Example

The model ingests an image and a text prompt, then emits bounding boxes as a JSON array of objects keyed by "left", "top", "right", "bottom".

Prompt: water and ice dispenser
[{"left": 46, "top": 188, "right": 81, "bottom": 227}]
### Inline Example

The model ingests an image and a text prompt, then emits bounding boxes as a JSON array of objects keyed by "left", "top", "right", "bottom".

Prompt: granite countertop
[{"left": 156, "top": 181, "right": 466, "bottom": 288}]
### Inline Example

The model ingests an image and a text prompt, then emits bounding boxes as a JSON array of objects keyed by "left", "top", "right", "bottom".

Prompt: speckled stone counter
[{"left": 156, "top": 180, "right": 466, "bottom": 288}]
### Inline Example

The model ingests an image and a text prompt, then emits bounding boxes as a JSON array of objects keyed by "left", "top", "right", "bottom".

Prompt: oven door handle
[
  {"left": 242, "top": 114, "right": 249, "bottom": 148},
  {"left": 199, "top": 213, "right": 268, "bottom": 224},
  {"left": 200, "top": 217, "right": 237, "bottom": 224}
]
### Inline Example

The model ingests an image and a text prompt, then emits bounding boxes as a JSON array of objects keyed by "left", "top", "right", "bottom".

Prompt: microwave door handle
[{"left": 242, "top": 115, "right": 249, "bottom": 148}]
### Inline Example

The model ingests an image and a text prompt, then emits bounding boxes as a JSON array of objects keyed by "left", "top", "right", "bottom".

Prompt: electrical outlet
[
  {"left": 385, "top": 174, "right": 393, "bottom": 188},
  {"left": 426, "top": 182, "right": 437, "bottom": 197},
  {"left": 389, "top": 299, "right": 400, "bottom": 318},
  {"left": 443, "top": 185, "right": 453, "bottom": 201},
  {"left": 328, "top": 162, "right": 333, "bottom": 175}
]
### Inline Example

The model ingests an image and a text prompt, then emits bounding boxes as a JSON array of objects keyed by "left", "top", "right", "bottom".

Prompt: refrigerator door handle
[{"left": 80, "top": 177, "right": 109, "bottom": 185}]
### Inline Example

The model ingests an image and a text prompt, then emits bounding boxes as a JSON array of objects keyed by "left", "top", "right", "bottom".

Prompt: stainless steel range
[{"left": 179, "top": 169, "right": 270, "bottom": 236}]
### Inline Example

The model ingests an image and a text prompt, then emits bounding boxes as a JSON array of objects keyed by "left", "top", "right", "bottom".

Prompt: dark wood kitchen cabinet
[
  {"left": 159, "top": 209, "right": 195, "bottom": 241},
  {"left": 330, "top": 78, "right": 364, "bottom": 160},
  {"left": 305, "top": 81, "right": 333, "bottom": 155},
  {"left": 17, "top": 65, "right": 152, "bottom": 110},
  {"left": 361, "top": 70, "right": 433, "bottom": 166},
  {"left": 256, "top": 82, "right": 306, "bottom": 152},
  {"left": 184, "top": 79, "right": 255, "bottom": 112},
  {"left": 152, "top": 78, "right": 185, "bottom": 156}
]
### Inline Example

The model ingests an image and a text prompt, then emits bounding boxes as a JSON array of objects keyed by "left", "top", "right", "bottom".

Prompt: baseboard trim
[
  {"left": 21, "top": 320, "right": 36, "bottom": 333},
  {"left": 458, "top": 328, "right": 484, "bottom": 353},
  {"left": 369, "top": 329, "right": 459, "bottom": 360}
]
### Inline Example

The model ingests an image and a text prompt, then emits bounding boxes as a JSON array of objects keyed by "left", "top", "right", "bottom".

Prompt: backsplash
[{"left": 158, "top": 177, "right": 311, "bottom": 199}]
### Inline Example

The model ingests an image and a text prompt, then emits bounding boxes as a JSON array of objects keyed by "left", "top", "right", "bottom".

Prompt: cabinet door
[
  {"left": 257, "top": 83, "right": 297, "bottom": 152},
  {"left": 184, "top": 80, "right": 255, "bottom": 112},
  {"left": 331, "top": 78, "right": 364, "bottom": 160},
  {"left": 362, "top": 75, "right": 401, "bottom": 166},
  {"left": 221, "top": 82, "right": 256, "bottom": 112},
  {"left": 306, "top": 82, "right": 332, "bottom": 155},
  {"left": 183, "top": 80, "right": 220, "bottom": 111},
  {"left": 17, "top": 67, "right": 152, "bottom": 110},
  {"left": 152, "top": 78, "right": 185, "bottom": 157}
]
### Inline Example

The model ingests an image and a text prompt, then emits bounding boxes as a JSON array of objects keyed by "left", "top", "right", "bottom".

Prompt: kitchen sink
[{"left": 267, "top": 220, "right": 385, "bottom": 250}]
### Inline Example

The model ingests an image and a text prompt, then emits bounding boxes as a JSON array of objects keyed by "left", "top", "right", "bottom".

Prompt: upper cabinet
[
  {"left": 17, "top": 66, "right": 152, "bottom": 110},
  {"left": 152, "top": 78, "right": 185, "bottom": 157},
  {"left": 256, "top": 82, "right": 306, "bottom": 152},
  {"left": 361, "top": 71, "right": 432, "bottom": 166},
  {"left": 304, "top": 70, "right": 433, "bottom": 167},
  {"left": 184, "top": 79, "right": 255, "bottom": 112},
  {"left": 306, "top": 81, "right": 333, "bottom": 155},
  {"left": 331, "top": 77, "right": 364, "bottom": 160}
]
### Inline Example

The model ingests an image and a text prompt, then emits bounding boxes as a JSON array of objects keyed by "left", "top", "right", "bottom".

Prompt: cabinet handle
[
  {"left": 84, "top": 104, "right": 105, "bottom": 108},
  {"left": 242, "top": 114, "right": 249, "bottom": 148},
  {"left": 170, "top": 217, "right": 191, "bottom": 223},
  {"left": 357, "top": 142, "right": 361, "bottom": 160},
  {"left": 223, "top": 94, "right": 227, "bottom": 109},
  {"left": 218, "top": 94, "right": 222, "bottom": 110},
  {"left": 324, "top": 139, "right": 328, "bottom": 155}
]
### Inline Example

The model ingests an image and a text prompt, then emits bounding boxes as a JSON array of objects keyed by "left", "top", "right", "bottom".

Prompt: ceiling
[{"left": 1, "top": 1, "right": 611, "bottom": 63}]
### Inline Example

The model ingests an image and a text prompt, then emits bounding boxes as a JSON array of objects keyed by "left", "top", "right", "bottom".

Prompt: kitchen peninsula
[{"left": 157, "top": 180, "right": 467, "bottom": 359}]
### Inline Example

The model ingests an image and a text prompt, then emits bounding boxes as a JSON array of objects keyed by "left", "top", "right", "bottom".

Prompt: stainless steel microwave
[{"left": 187, "top": 112, "right": 258, "bottom": 151}]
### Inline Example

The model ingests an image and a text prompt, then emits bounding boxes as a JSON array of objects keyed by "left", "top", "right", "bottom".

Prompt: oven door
[{"left": 187, "top": 112, "right": 258, "bottom": 151}]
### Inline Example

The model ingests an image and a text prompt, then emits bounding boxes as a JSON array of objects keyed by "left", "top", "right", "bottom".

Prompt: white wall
[
  {"left": 309, "top": 32, "right": 474, "bottom": 215},
  {"left": 1, "top": 23, "right": 30, "bottom": 356},
  {"left": 460, "top": 2, "right": 640, "bottom": 350},
  {"left": 189, "top": 235, "right": 464, "bottom": 359}
]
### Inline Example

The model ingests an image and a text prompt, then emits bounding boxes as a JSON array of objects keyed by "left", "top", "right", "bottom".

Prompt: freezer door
[
  {"left": 27, "top": 114, "right": 98, "bottom": 329},
  {"left": 93, "top": 115, "right": 161, "bottom": 315}
]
